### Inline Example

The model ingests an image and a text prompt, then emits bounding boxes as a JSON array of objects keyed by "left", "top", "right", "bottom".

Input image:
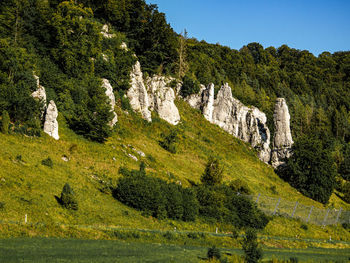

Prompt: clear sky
[{"left": 146, "top": 0, "right": 350, "bottom": 56}]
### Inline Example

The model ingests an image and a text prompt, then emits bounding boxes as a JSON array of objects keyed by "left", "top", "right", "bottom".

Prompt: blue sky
[{"left": 146, "top": 0, "right": 350, "bottom": 56}]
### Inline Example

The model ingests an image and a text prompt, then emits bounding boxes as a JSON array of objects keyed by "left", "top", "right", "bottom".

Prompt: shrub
[
  {"left": 342, "top": 223, "right": 350, "bottom": 230},
  {"left": 242, "top": 229, "right": 263, "bottom": 263},
  {"left": 163, "top": 231, "right": 176, "bottom": 240},
  {"left": 342, "top": 181, "right": 350, "bottom": 203},
  {"left": 139, "top": 161, "right": 146, "bottom": 176},
  {"left": 1, "top": 110, "right": 10, "bottom": 134},
  {"left": 69, "top": 144, "right": 78, "bottom": 154},
  {"left": 182, "top": 188, "right": 199, "bottom": 221},
  {"left": 180, "top": 73, "right": 200, "bottom": 98},
  {"left": 113, "top": 168, "right": 198, "bottom": 221},
  {"left": 200, "top": 157, "right": 223, "bottom": 186},
  {"left": 60, "top": 183, "right": 78, "bottom": 210},
  {"left": 159, "top": 128, "right": 179, "bottom": 154},
  {"left": 41, "top": 157, "right": 53, "bottom": 168},
  {"left": 229, "top": 179, "right": 251, "bottom": 194},
  {"left": 207, "top": 246, "right": 221, "bottom": 260},
  {"left": 195, "top": 184, "right": 269, "bottom": 229},
  {"left": 280, "top": 136, "right": 336, "bottom": 204},
  {"left": 0, "top": 202, "right": 5, "bottom": 210},
  {"left": 289, "top": 257, "right": 299, "bottom": 263},
  {"left": 300, "top": 224, "right": 308, "bottom": 231}
]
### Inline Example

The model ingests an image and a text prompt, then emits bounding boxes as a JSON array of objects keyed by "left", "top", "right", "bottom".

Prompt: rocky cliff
[
  {"left": 31, "top": 76, "right": 59, "bottom": 140},
  {"left": 186, "top": 83, "right": 271, "bottom": 163},
  {"left": 102, "top": 78, "right": 118, "bottom": 127},
  {"left": 43, "top": 100, "right": 59, "bottom": 140},
  {"left": 146, "top": 75, "right": 180, "bottom": 125},
  {"left": 127, "top": 61, "right": 180, "bottom": 125},
  {"left": 128, "top": 61, "right": 152, "bottom": 122},
  {"left": 126, "top": 61, "right": 292, "bottom": 166},
  {"left": 271, "top": 98, "right": 294, "bottom": 168}
]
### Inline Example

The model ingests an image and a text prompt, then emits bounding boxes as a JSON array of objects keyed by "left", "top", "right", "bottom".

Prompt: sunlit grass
[{"left": 0, "top": 100, "right": 349, "bottom": 247}]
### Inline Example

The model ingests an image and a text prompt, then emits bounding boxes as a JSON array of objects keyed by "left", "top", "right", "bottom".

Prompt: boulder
[
  {"left": 102, "top": 78, "right": 118, "bottom": 127},
  {"left": 128, "top": 61, "right": 152, "bottom": 122},
  {"left": 271, "top": 98, "right": 293, "bottom": 168},
  {"left": 146, "top": 75, "right": 180, "bottom": 125},
  {"left": 44, "top": 100, "right": 59, "bottom": 140}
]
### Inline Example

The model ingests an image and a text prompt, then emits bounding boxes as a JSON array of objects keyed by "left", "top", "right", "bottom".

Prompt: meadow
[{"left": 0, "top": 238, "right": 349, "bottom": 263}]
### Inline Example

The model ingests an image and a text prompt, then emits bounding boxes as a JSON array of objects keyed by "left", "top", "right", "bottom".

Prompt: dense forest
[{"left": 0, "top": 0, "right": 349, "bottom": 204}]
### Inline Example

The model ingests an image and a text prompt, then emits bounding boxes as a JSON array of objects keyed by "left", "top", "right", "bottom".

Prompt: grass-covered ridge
[{"left": 0, "top": 100, "right": 349, "bottom": 246}]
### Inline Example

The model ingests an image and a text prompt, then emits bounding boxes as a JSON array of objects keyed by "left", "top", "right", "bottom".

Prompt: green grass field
[
  {"left": 0, "top": 238, "right": 349, "bottom": 263},
  {"left": 0, "top": 100, "right": 349, "bottom": 248}
]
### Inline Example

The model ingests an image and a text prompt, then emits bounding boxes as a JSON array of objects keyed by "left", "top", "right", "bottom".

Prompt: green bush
[
  {"left": 242, "top": 229, "right": 263, "bottom": 263},
  {"left": 60, "top": 183, "right": 78, "bottom": 210},
  {"left": 196, "top": 184, "right": 269, "bottom": 229},
  {"left": 300, "top": 224, "right": 308, "bottom": 231},
  {"left": 229, "top": 179, "right": 251, "bottom": 194},
  {"left": 200, "top": 157, "right": 223, "bottom": 186},
  {"left": 1, "top": 110, "right": 10, "bottom": 134},
  {"left": 207, "top": 246, "right": 221, "bottom": 260},
  {"left": 41, "top": 157, "right": 53, "bottom": 168},
  {"left": 159, "top": 128, "right": 179, "bottom": 154},
  {"left": 180, "top": 73, "right": 200, "bottom": 97},
  {"left": 342, "top": 181, "right": 350, "bottom": 203},
  {"left": 280, "top": 136, "right": 336, "bottom": 204},
  {"left": 342, "top": 223, "right": 350, "bottom": 230},
  {"left": 113, "top": 167, "right": 199, "bottom": 221},
  {"left": 163, "top": 231, "right": 176, "bottom": 240}
]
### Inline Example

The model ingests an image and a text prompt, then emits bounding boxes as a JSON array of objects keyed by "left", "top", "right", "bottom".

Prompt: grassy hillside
[{"left": 0, "top": 100, "right": 349, "bottom": 246}]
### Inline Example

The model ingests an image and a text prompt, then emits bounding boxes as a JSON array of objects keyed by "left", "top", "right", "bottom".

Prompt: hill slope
[{"left": 0, "top": 100, "right": 349, "bottom": 244}]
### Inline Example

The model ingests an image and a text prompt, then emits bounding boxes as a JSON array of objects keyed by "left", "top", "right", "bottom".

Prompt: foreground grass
[
  {"left": 0, "top": 238, "right": 349, "bottom": 263},
  {"left": 0, "top": 100, "right": 349, "bottom": 247}
]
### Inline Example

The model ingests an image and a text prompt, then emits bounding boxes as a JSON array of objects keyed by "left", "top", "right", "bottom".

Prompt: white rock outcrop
[
  {"left": 185, "top": 84, "right": 206, "bottom": 109},
  {"left": 44, "top": 100, "right": 59, "bottom": 140},
  {"left": 146, "top": 75, "right": 180, "bottom": 125},
  {"left": 128, "top": 61, "right": 152, "bottom": 122},
  {"left": 31, "top": 75, "right": 47, "bottom": 117},
  {"left": 271, "top": 98, "right": 293, "bottom": 168},
  {"left": 186, "top": 83, "right": 271, "bottom": 163},
  {"left": 102, "top": 78, "right": 118, "bottom": 127},
  {"left": 101, "top": 24, "right": 115, "bottom": 39}
]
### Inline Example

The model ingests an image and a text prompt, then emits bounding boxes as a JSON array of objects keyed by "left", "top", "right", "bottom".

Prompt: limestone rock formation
[
  {"left": 101, "top": 24, "right": 114, "bottom": 38},
  {"left": 44, "top": 100, "right": 59, "bottom": 140},
  {"left": 186, "top": 83, "right": 271, "bottom": 163},
  {"left": 185, "top": 84, "right": 206, "bottom": 109},
  {"left": 271, "top": 98, "right": 293, "bottom": 168},
  {"left": 128, "top": 61, "right": 152, "bottom": 122},
  {"left": 31, "top": 75, "right": 47, "bottom": 116},
  {"left": 102, "top": 78, "right": 118, "bottom": 127},
  {"left": 146, "top": 76, "right": 180, "bottom": 125},
  {"left": 202, "top": 83, "right": 215, "bottom": 122},
  {"left": 120, "top": 42, "right": 128, "bottom": 51}
]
